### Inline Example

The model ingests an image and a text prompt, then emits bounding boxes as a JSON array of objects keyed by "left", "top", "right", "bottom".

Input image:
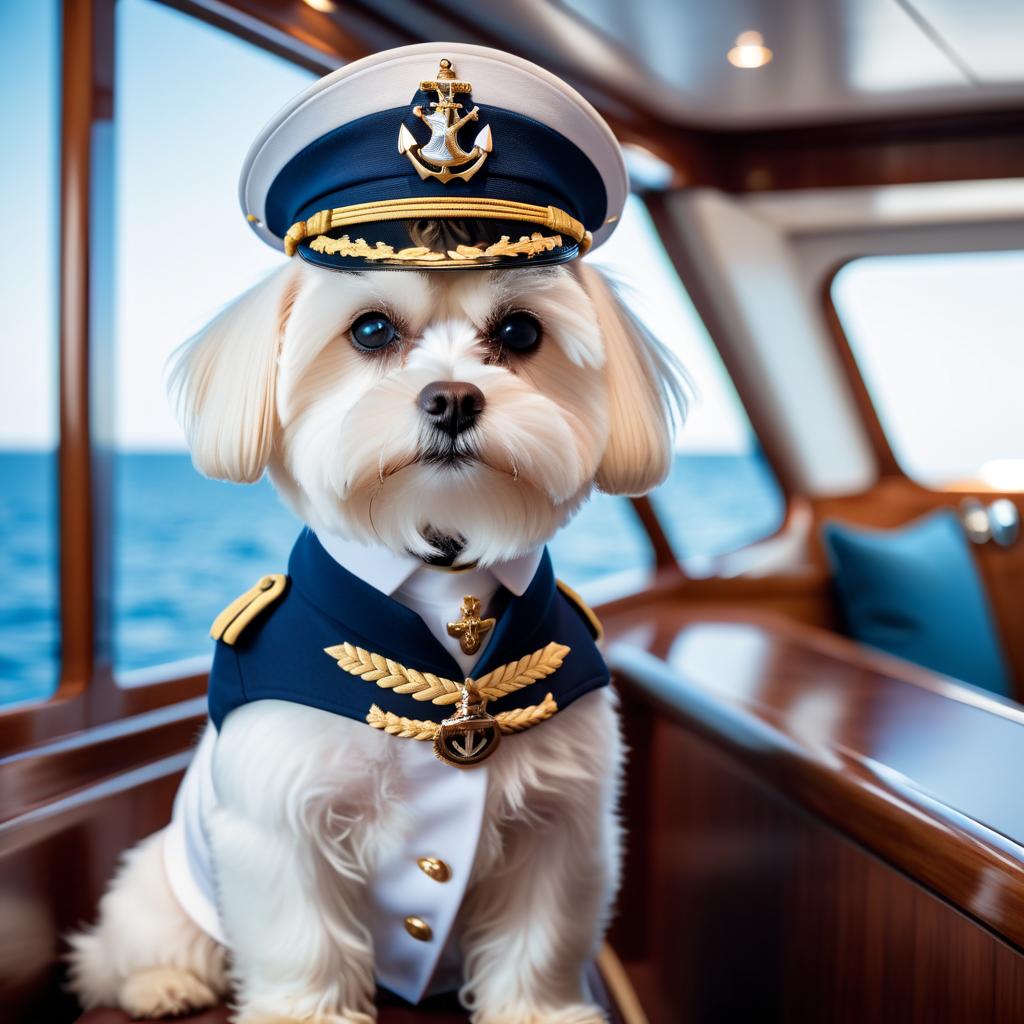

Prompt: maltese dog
[{"left": 68, "top": 258, "right": 682, "bottom": 1024}]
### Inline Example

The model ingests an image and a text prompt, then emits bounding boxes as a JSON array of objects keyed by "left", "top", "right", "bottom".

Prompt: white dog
[{"left": 68, "top": 259, "right": 682, "bottom": 1023}]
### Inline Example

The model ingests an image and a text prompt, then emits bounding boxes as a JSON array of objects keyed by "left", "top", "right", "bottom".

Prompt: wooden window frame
[{"left": 821, "top": 258, "right": 905, "bottom": 479}]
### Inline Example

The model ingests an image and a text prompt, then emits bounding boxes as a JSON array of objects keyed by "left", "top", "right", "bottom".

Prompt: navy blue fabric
[
  {"left": 264, "top": 102, "right": 607, "bottom": 239},
  {"left": 208, "top": 529, "right": 610, "bottom": 731},
  {"left": 822, "top": 509, "right": 1012, "bottom": 696}
]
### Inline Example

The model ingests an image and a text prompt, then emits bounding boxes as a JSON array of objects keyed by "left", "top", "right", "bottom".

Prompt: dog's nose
[{"left": 417, "top": 381, "right": 485, "bottom": 436}]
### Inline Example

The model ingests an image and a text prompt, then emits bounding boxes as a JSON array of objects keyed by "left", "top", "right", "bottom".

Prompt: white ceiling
[{"left": 451, "top": 0, "right": 1024, "bottom": 127}]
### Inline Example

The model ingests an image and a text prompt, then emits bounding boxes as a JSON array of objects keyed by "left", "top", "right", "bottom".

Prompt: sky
[{"left": 0, "top": 0, "right": 59, "bottom": 448}]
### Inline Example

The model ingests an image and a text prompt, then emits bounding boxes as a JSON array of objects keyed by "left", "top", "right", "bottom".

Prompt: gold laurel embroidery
[
  {"left": 324, "top": 642, "right": 461, "bottom": 703},
  {"left": 308, "top": 231, "right": 563, "bottom": 264},
  {"left": 365, "top": 692, "right": 558, "bottom": 741},
  {"left": 364, "top": 706, "right": 438, "bottom": 741},
  {"left": 475, "top": 642, "right": 570, "bottom": 700},
  {"left": 323, "top": 640, "right": 571, "bottom": 705},
  {"left": 492, "top": 692, "right": 559, "bottom": 733}
]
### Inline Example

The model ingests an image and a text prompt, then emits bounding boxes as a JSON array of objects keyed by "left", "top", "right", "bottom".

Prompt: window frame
[
  {"left": 821, "top": 257, "right": 904, "bottom": 480},
  {"left": 822, "top": 250, "right": 1024, "bottom": 490},
  {"left": 641, "top": 191, "right": 794, "bottom": 506},
  {"left": 0, "top": 0, "right": 784, "bottom": 751}
]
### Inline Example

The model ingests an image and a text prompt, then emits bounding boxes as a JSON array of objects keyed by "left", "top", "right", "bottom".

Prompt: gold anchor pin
[
  {"left": 434, "top": 678, "right": 501, "bottom": 768},
  {"left": 447, "top": 595, "right": 495, "bottom": 656},
  {"left": 397, "top": 58, "right": 493, "bottom": 184}
]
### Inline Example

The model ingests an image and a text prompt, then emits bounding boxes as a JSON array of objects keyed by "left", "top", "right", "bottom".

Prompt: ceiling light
[
  {"left": 727, "top": 31, "right": 773, "bottom": 70},
  {"left": 302, "top": 0, "right": 337, "bottom": 12}
]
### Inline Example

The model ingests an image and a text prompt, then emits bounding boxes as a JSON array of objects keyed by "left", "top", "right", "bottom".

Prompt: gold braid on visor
[{"left": 283, "top": 197, "right": 591, "bottom": 259}]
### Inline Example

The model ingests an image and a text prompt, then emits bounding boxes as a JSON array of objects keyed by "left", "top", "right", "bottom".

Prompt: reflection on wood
[{"left": 607, "top": 605, "right": 1024, "bottom": 1020}]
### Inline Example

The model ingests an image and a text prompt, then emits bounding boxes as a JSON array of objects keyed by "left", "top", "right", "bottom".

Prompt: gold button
[
  {"left": 404, "top": 916, "right": 433, "bottom": 942},
  {"left": 417, "top": 856, "right": 452, "bottom": 883}
]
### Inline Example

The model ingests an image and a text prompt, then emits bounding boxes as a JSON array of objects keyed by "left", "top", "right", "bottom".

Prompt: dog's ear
[
  {"left": 575, "top": 263, "right": 687, "bottom": 496},
  {"left": 168, "top": 264, "right": 300, "bottom": 483}
]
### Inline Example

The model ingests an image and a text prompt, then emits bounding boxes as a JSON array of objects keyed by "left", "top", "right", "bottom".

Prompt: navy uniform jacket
[{"left": 208, "top": 529, "right": 609, "bottom": 732}]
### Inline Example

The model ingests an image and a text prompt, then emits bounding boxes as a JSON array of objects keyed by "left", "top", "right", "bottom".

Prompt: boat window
[
  {"left": 831, "top": 251, "right": 1024, "bottom": 489},
  {"left": 571, "top": 195, "right": 785, "bottom": 575},
  {"left": 0, "top": 0, "right": 60, "bottom": 706},
  {"left": 112, "top": 0, "right": 314, "bottom": 680}
]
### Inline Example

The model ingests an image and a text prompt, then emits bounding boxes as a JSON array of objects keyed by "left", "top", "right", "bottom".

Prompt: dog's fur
[{"left": 67, "top": 262, "right": 683, "bottom": 1023}]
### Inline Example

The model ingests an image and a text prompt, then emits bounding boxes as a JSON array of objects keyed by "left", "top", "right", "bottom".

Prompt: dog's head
[{"left": 170, "top": 262, "right": 683, "bottom": 565}]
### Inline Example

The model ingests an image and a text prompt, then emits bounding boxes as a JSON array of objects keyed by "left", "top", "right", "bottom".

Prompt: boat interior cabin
[{"left": 4, "top": 1, "right": 1024, "bottom": 1021}]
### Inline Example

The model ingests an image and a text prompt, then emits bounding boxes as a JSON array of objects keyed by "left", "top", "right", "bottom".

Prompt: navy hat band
[
  {"left": 264, "top": 104, "right": 608, "bottom": 242},
  {"left": 283, "top": 197, "right": 588, "bottom": 259}
]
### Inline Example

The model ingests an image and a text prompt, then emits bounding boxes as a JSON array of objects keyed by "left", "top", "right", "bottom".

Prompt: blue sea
[{"left": 0, "top": 451, "right": 782, "bottom": 706}]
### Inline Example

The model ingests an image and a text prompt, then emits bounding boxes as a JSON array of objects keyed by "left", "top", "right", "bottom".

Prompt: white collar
[{"left": 315, "top": 531, "right": 543, "bottom": 599}]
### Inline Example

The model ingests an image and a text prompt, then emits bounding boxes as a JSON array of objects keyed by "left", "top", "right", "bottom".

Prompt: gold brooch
[
  {"left": 398, "top": 58, "right": 492, "bottom": 184},
  {"left": 433, "top": 679, "right": 500, "bottom": 767},
  {"left": 446, "top": 595, "right": 495, "bottom": 656}
]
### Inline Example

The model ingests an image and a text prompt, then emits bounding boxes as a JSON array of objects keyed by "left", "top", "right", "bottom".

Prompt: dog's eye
[
  {"left": 493, "top": 312, "right": 541, "bottom": 354},
  {"left": 350, "top": 312, "right": 398, "bottom": 351}
]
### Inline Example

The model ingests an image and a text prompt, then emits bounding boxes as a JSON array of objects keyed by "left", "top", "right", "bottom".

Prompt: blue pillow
[{"left": 821, "top": 509, "right": 1012, "bottom": 696}]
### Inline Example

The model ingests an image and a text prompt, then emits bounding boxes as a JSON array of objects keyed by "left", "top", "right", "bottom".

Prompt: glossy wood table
[{"left": 603, "top": 604, "right": 1024, "bottom": 1022}]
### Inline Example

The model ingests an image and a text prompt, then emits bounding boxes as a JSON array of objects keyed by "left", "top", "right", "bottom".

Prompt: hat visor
[{"left": 295, "top": 217, "right": 580, "bottom": 272}]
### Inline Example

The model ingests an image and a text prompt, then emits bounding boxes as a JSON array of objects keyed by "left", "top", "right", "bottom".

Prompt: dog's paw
[
  {"left": 472, "top": 1005, "right": 607, "bottom": 1024},
  {"left": 118, "top": 967, "right": 218, "bottom": 1018}
]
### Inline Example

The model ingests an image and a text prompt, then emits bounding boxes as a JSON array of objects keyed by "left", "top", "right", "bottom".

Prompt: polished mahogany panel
[
  {"left": 605, "top": 604, "right": 1024, "bottom": 957},
  {"left": 610, "top": 707, "right": 1024, "bottom": 1022}
]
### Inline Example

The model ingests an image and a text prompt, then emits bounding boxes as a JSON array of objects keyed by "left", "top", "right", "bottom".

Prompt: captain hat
[{"left": 239, "top": 42, "right": 628, "bottom": 272}]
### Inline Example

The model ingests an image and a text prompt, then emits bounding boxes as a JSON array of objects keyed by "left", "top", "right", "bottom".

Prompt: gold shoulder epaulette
[
  {"left": 556, "top": 579, "right": 604, "bottom": 642},
  {"left": 210, "top": 574, "right": 287, "bottom": 646}
]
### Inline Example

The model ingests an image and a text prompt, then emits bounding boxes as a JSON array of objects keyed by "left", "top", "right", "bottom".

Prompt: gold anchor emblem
[
  {"left": 447, "top": 595, "right": 495, "bottom": 656},
  {"left": 398, "top": 58, "right": 493, "bottom": 184},
  {"left": 434, "top": 678, "right": 501, "bottom": 767}
]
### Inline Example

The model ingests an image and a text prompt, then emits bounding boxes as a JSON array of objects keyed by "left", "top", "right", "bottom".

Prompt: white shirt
[{"left": 164, "top": 534, "right": 542, "bottom": 1002}]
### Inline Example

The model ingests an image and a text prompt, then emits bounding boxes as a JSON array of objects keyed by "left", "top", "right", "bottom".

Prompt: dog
[{"left": 66, "top": 257, "right": 682, "bottom": 1024}]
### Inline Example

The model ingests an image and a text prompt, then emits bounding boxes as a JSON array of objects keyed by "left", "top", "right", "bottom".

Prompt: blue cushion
[{"left": 821, "top": 509, "right": 1012, "bottom": 696}]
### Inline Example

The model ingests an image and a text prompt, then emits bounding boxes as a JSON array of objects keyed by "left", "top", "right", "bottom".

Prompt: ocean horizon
[{"left": 0, "top": 450, "right": 782, "bottom": 706}]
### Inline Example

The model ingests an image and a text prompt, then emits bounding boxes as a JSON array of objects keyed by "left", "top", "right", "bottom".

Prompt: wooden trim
[
  {"left": 0, "top": 671, "right": 207, "bottom": 755},
  {"left": 57, "top": 0, "right": 106, "bottom": 706},
  {"left": 820, "top": 260, "right": 903, "bottom": 478},
  {"left": 0, "top": 697, "right": 205, "bottom": 825},
  {"left": 157, "top": 0, "right": 370, "bottom": 72},
  {"left": 596, "top": 944, "right": 649, "bottom": 1024},
  {"left": 628, "top": 496, "right": 681, "bottom": 576},
  {"left": 696, "top": 108, "right": 1024, "bottom": 193}
]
